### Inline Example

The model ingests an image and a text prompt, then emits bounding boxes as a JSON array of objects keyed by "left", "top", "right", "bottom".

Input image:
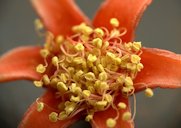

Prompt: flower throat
[{"left": 34, "top": 18, "right": 145, "bottom": 127}]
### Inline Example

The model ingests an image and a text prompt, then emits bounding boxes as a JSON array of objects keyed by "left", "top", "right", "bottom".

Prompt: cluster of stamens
[{"left": 34, "top": 18, "right": 153, "bottom": 128}]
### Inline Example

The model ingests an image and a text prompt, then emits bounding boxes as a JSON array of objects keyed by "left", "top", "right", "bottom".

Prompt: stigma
[{"left": 34, "top": 18, "right": 145, "bottom": 127}]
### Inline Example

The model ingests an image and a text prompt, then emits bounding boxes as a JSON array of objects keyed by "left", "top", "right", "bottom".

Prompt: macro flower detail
[{"left": 0, "top": 0, "right": 181, "bottom": 128}]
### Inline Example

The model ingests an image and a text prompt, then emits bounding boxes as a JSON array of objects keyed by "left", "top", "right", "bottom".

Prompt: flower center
[{"left": 34, "top": 18, "right": 145, "bottom": 126}]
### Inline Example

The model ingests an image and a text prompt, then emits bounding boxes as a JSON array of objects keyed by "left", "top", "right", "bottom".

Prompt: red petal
[
  {"left": 91, "top": 95, "right": 134, "bottom": 128},
  {"left": 31, "top": 0, "right": 90, "bottom": 36},
  {"left": 134, "top": 48, "right": 181, "bottom": 91},
  {"left": 93, "top": 0, "right": 152, "bottom": 42},
  {"left": 19, "top": 89, "right": 80, "bottom": 128},
  {"left": 0, "top": 46, "right": 43, "bottom": 82}
]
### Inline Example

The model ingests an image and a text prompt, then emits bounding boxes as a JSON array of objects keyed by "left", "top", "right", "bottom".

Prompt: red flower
[{"left": 0, "top": 0, "right": 181, "bottom": 128}]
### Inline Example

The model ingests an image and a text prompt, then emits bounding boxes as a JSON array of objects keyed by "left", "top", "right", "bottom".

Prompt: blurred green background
[{"left": 0, "top": 0, "right": 181, "bottom": 128}]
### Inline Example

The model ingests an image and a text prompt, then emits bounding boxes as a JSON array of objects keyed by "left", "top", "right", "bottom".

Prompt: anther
[
  {"left": 132, "top": 42, "right": 142, "bottom": 51},
  {"left": 106, "top": 118, "right": 116, "bottom": 128},
  {"left": 122, "top": 111, "right": 132, "bottom": 121},
  {"left": 110, "top": 18, "right": 119, "bottom": 27},
  {"left": 52, "top": 56, "right": 59, "bottom": 66},
  {"left": 98, "top": 72, "right": 108, "bottom": 81},
  {"left": 36, "top": 64, "right": 46, "bottom": 73},
  {"left": 92, "top": 38, "right": 103, "bottom": 48},
  {"left": 145, "top": 88, "right": 154, "bottom": 97},
  {"left": 94, "top": 28, "right": 104, "bottom": 37},
  {"left": 57, "top": 82, "right": 68, "bottom": 92},
  {"left": 42, "top": 74, "right": 50, "bottom": 85},
  {"left": 82, "top": 90, "right": 91, "bottom": 98},
  {"left": 84, "top": 72, "right": 96, "bottom": 81},
  {"left": 118, "top": 102, "right": 127, "bottom": 109},
  {"left": 74, "top": 43, "right": 84, "bottom": 51},
  {"left": 56, "top": 35, "right": 64, "bottom": 45},
  {"left": 40, "top": 49, "right": 49, "bottom": 58},
  {"left": 33, "top": 81, "right": 43, "bottom": 88},
  {"left": 59, "top": 111, "right": 68, "bottom": 120},
  {"left": 34, "top": 19, "right": 43, "bottom": 30},
  {"left": 124, "top": 77, "right": 133, "bottom": 87},
  {"left": 87, "top": 54, "right": 97, "bottom": 63},
  {"left": 131, "top": 54, "right": 141, "bottom": 64},
  {"left": 85, "top": 114, "right": 93, "bottom": 122},
  {"left": 37, "top": 102, "right": 44, "bottom": 112},
  {"left": 49, "top": 112, "right": 58, "bottom": 122}
]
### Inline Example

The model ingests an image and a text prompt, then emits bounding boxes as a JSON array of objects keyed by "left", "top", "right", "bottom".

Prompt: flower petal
[
  {"left": 31, "top": 0, "right": 90, "bottom": 36},
  {"left": 0, "top": 46, "right": 43, "bottom": 82},
  {"left": 19, "top": 89, "right": 80, "bottom": 128},
  {"left": 93, "top": 0, "right": 152, "bottom": 42},
  {"left": 134, "top": 48, "right": 181, "bottom": 91},
  {"left": 91, "top": 95, "right": 134, "bottom": 128}
]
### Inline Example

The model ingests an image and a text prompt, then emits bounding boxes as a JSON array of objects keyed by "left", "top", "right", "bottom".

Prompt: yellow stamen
[
  {"left": 145, "top": 88, "right": 154, "bottom": 97},
  {"left": 36, "top": 64, "right": 46, "bottom": 73},
  {"left": 49, "top": 112, "right": 58, "bottom": 122},
  {"left": 106, "top": 118, "right": 116, "bottom": 128},
  {"left": 122, "top": 111, "right": 132, "bottom": 121},
  {"left": 110, "top": 18, "right": 119, "bottom": 27}
]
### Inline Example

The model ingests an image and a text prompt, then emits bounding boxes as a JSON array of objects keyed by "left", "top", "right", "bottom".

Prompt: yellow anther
[
  {"left": 65, "top": 102, "right": 76, "bottom": 114},
  {"left": 97, "top": 64, "right": 105, "bottom": 72},
  {"left": 92, "top": 38, "right": 103, "bottom": 48},
  {"left": 34, "top": 19, "right": 43, "bottom": 30},
  {"left": 132, "top": 42, "right": 142, "bottom": 51},
  {"left": 84, "top": 72, "right": 96, "bottom": 81},
  {"left": 83, "top": 26, "right": 93, "bottom": 36},
  {"left": 87, "top": 54, "right": 97, "bottom": 63},
  {"left": 110, "top": 18, "right": 119, "bottom": 27},
  {"left": 34, "top": 81, "right": 43, "bottom": 88},
  {"left": 136, "top": 63, "right": 144, "bottom": 72},
  {"left": 49, "top": 112, "right": 58, "bottom": 122},
  {"left": 107, "top": 64, "right": 118, "bottom": 72},
  {"left": 56, "top": 35, "right": 64, "bottom": 45},
  {"left": 66, "top": 56, "right": 73, "bottom": 63},
  {"left": 95, "top": 101, "right": 108, "bottom": 110},
  {"left": 102, "top": 41, "right": 109, "bottom": 49},
  {"left": 52, "top": 56, "right": 59, "bottom": 66},
  {"left": 36, "top": 64, "right": 46, "bottom": 73},
  {"left": 145, "top": 88, "right": 154, "bottom": 97},
  {"left": 50, "top": 77, "right": 59, "bottom": 88},
  {"left": 122, "top": 86, "right": 134, "bottom": 94},
  {"left": 74, "top": 43, "right": 84, "bottom": 51},
  {"left": 92, "top": 66, "right": 99, "bottom": 75},
  {"left": 37, "top": 102, "right": 44, "bottom": 112},
  {"left": 59, "top": 73, "right": 68, "bottom": 83},
  {"left": 110, "top": 29, "right": 120, "bottom": 37},
  {"left": 126, "top": 63, "right": 136, "bottom": 71},
  {"left": 85, "top": 114, "right": 93, "bottom": 122},
  {"left": 74, "top": 70, "right": 84, "bottom": 80},
  {"left": 118, "top": 102, "right": 127, "bottom": 109},
  {"left": 94, "top": 28, "right": 104, "bottom": 37},
  {"left": 124, "top": 42, "right": 133, "bottom": 51},
  {"left": 57, "top": 82, "right": 68, "bottom": 92},
  {"left": 104, "top": 94, "right": 113, "bottom": 103},
  {"left": 122, "top": 112, "right": 132, "bottom": 121},
  {"left": 42, "top": 74, "right": 50, "bottom": 85},
  {"left": 115, "top": 57, "right": 122, "bottom": 65},
  {"left": 124, "top": 77, "right": 133, "bottom": 87},
  {"left": 73, "top": 57, "right": 84, "bottom": 64},
  {"left": 116, "top": 76, "right": 125, "bottom": 85},
  {"left": 40, "top": 49, "right": 49, "bottom": 58},
  {"left": 87, "top": 86, "right": 95, "bottom": 93},
  {"left": 106, "top": 52, "right": 116, "bottom": 59},
  {"left": 59, "top": 111, "right": 68, "bottom": 120},
  {"left": 83, "top": 90, "right": 91, "bottom": 98},
  {"left": 131, "top": 54, "right": 141, "bottom": 64},
  {"left": 98, "top": 72, "right": 107, "bottom": 81},
  {"left": 81, "top": 34, "right": 89, "bottom": 41},
  {"left": 70, "top": 95, "right": 80, "bottom": 102},
  {"left": 70, "top": 83, "right": 82, "bottom": 94},
  {"left": 95, "top": 81, "right": 109, "bottom": 94},
  {"left": 67, "top": 67, "right": 75, "bottom": 75},
  {"left": 106, "top": 118, "right": 116, "bottom": 128}
]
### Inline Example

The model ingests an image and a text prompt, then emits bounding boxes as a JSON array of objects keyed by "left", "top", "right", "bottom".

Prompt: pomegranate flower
[{"left": 0, "top": 0, "right": 181, "bottom": 128}]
